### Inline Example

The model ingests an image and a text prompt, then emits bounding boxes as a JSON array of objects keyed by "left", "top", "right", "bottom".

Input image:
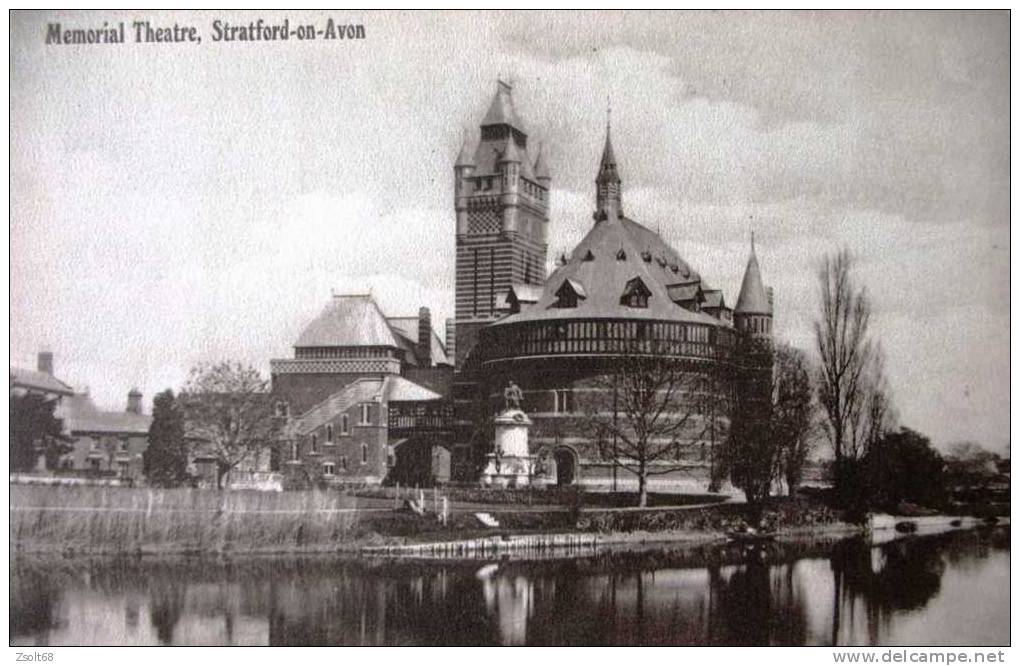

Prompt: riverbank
[{"left": 10, "top": 483, "right": 1006, "bottom": 557}]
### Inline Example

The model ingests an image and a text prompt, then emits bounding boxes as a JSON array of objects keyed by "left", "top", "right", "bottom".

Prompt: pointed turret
[
  {"left": 734, "top": 234, "right": 773, "bottom": 338},
  {"left": 595, "top": 111, "right": 622, "bottom": 221},
  {"left": 534, "top": 141, "right": 551, "bottom": 183},
  {"left": 482, "top": 79, "right": 526, "bottom": 133},
  {"left": 455, "top": 131, "right": 475, "bottom": 168},
  {"left": 498, "top": 134, "right": 521, "bottom": 163}
]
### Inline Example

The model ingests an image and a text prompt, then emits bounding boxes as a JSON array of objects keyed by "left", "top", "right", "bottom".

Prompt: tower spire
[{"left": 595, "top": 103, "right": 622, "bottom": 221}]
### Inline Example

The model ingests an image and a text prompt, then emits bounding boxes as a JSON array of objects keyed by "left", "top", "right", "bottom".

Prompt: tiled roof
[
  {"left": 295, "top": 294, "right": 399, "bottom": 349},
  {"left": 9, "top": 367, "right": 74, "bottom": 396},
  {"left": 735, "top": 247, "right": 771, "bottom": 315},
  {"left": 494, "top": 213, "right": 720, "bottom": 326},
  {"left": 64, "top": 393, "right": 151, "bottom": 435},
  {"left": 471, "top": 136, "right": 537, "bottom": 181}
]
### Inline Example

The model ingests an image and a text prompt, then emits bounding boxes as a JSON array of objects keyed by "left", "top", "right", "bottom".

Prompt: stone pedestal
[{"left": 481, "top": 409, "right": 539, "bottom": 488}]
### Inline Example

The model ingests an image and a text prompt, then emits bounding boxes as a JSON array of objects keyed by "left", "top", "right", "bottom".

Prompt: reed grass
[{"left": 10, "top": 483, "right": 363, "bottom": 554}]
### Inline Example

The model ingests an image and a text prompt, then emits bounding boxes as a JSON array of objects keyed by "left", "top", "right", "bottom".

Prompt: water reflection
[{"left": 9, "top": 528, "right": 1009, "bottom": 646}]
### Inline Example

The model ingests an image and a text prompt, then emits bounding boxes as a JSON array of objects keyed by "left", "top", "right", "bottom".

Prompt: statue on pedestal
[{"left": 504, "top": 379, "right": 524, "bottom": 411}]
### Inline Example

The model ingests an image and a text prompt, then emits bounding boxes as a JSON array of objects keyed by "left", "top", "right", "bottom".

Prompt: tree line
[{"left": 583, "top": 248, "right": 967, "bottom": 512}]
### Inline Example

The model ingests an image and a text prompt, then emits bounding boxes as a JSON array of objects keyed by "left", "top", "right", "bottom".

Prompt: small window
[
  {"left": 326, "top": 425, "right": 334, "bottom": 443},
  {"left": 290, "top": 441, "right": 298, "bottom": 461},
  {"left": 340, "top": 456, "right": 348, "bottom": 472},
  {"left": 553, "top": 389, "right": 574, "bottom": 414},
  {"left": 359, "top": 404, "right": 371, "bottom": 426},
  {"left": 118, "top": 439, "right": 129, "bottom": 453},
  {"left": 340, "top": 414, "right": 349, "bottom": 435},
  {"left": 310, "top": 434, "right": 318, "bottom": 454},
  {"left": 117, "top": 461, "right": 130, "bottom": 477},
  {"left": 621, "top": 277, "right": 651, "bottom": 309},
  {"left": 362, "top": 443, "right": 368, "bottom": 465},
  {"left": 275, "top": 401, "right": 290, "bottom": 419},
  {"left": 90, "top": 459, "right": 101, "bottom": 471},
  {"left": 323, "top": 462, "right": 335, "bottom": 476}
]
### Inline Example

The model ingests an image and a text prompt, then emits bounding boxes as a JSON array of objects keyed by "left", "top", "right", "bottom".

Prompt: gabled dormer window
[
  {"left": 616, "top": 248, "right": 627, "bottom": 261},
  {"left": 641, "top": 250, "right": 652, "bottom": 263},
  {"left": 582, "top": 249, "right": 595, "bottom": 262},
  {"left": 621, "top": 277, "right": 651, "bottom": 309},
  {"left": 553, "top": 279, "right": 586, "bottom": 309}
]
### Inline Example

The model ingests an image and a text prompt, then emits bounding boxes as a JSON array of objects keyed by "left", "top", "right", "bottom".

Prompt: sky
[{"left": 9, "top": 10, "right": 1010, "bottom": 453}]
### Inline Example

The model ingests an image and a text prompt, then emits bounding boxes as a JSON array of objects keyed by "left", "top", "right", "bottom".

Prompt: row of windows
[
  {"left": 308, "top": 405, "right": 373, "bottom": 453},
  {"left": 481, "top": 320, "right": 731, "bottom": 362},
  {"left": 320, "top": 446, "right": 370, "bottom": 476},
  {"left": 292, "top": 441, "right": 370, "bottom": 465}
]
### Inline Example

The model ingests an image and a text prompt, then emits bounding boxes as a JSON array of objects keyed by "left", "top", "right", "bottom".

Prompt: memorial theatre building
[{"left": 450, "top": 82, "right": 773, "bottom": 488}]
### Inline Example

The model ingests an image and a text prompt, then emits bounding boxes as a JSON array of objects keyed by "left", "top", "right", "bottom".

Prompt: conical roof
[
  {"left": 597, "top": 127, "right": 620, "bottom": 184},
  {"left": 534, "top": 141, "right": 550, "bottom": 180},
  {"left": 735, "top": 243, "right": 771, "bottom": 314},
  {"left": 455, "top": 132, "right": 475, "bottom": 167},
  {"left": 499, "top": 135, "right": 522, "bottom": 163},
  {"left": 481, "top": 80, "right": 526, "bottom": 132}
]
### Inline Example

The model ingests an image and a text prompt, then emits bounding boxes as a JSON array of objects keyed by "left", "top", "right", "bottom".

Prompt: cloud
[{"left": 9, "top": 11, "right": 1008, "bottom": 453}]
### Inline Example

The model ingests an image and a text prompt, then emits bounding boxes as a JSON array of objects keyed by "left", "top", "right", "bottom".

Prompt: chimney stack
[
  {"left": 127, "top": 388, "right": 143, "bottom": 415},
  {"left": 417, "top": 307, "right": 433, "bottom": 368},
  {"left": 37, "top": 350, "right": 53, "bottom": 376}
]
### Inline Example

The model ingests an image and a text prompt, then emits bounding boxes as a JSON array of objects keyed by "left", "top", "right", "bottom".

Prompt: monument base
[{"left": 481, "top": 454, "right": 538, "bottom": 488}]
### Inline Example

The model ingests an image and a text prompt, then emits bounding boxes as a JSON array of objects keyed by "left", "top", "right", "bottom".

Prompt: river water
[{"left": 10, "top": 527, "right": 1009, "bottom": 646}]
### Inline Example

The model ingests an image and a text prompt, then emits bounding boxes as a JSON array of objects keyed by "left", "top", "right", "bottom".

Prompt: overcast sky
[{"left": 10, "top": 10, "right": 1009, "bottom": 453}]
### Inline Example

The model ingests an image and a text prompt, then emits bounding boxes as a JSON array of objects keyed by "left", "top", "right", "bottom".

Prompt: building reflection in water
[{"left": 8, "top": 529, "right": 1009, "bottom": 646}]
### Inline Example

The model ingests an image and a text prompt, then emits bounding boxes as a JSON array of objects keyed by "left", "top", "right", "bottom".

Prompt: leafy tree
[
  {"left": 584, "top": 338, "right": 720, "bottom": 507},
  {"left": 864, "top": 427, "right": 947, "bottom": 509},
  {"left": 773, "top": 345, "right": 817, "bottom": 495},
  {"left": 727, "top": 341, "right": 817, "bottom": 506},
  {"left": 10, "top": 392, "right": 67, "bottom": 472},
  {"left": 179, "top": 362, "right": 279, "bottom": 490},
  {"left": 143, "top": 389, "right": 189, "bottom": 487},
  {"left": 727, "top": 336, "right": 778, "bottom": 506}
]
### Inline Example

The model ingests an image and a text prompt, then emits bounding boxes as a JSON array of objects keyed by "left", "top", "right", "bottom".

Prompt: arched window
[
  {"left": 326, "top": 425, "right": 334, "bottom": 443},
  {"left": 362, "top": 443, "right": 369, "bottom": 464},
  {"left": 310, "top": 434, "right": 318, "bottom": 454}
]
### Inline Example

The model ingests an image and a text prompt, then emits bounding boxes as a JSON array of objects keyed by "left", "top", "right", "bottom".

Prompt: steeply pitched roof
[
  {"left": 533, "top": 142, "right": 550, "bottom": 180},
  {"left": 385, "top": 317, "right": 451, "bottom": 367},
  {"left": 481, "top": 80, "right": 526, "bottom": 131},
  {"left": 295, "top": 294, "right": 399, "bottom": 349},
  {"left": 494, "top": 214, "right": 720, "bottom": 326},
  {"left": 735, "top": 245, "right": 771, "bottom": 315},
  {"left": 455, "top": 132, "right": 475, "bottom": 167},
  {"left": 9, "top": 367, "right": 74, "bottom": 396},
  {"left": 597, "top": 127, "right": 620, "bottom": 184},
  {"left": 64, "top": 393, "right": 151, "bottom": 435}
]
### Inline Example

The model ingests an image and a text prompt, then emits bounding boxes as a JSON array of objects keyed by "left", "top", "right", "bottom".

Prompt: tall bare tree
[
  {"left": 179, "top": 361, "right": 279, "bottom": 489},
  {"left": 814, "top": 250, "right": 878, "bottom": 480},
  {"left": 585, "top": 340, "right": 718, "bottom": 507}
]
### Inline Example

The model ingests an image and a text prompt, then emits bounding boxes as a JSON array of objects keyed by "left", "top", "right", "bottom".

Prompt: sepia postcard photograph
[{"left": 7, "top": 9, "right": 1012, "bottom": 652}]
